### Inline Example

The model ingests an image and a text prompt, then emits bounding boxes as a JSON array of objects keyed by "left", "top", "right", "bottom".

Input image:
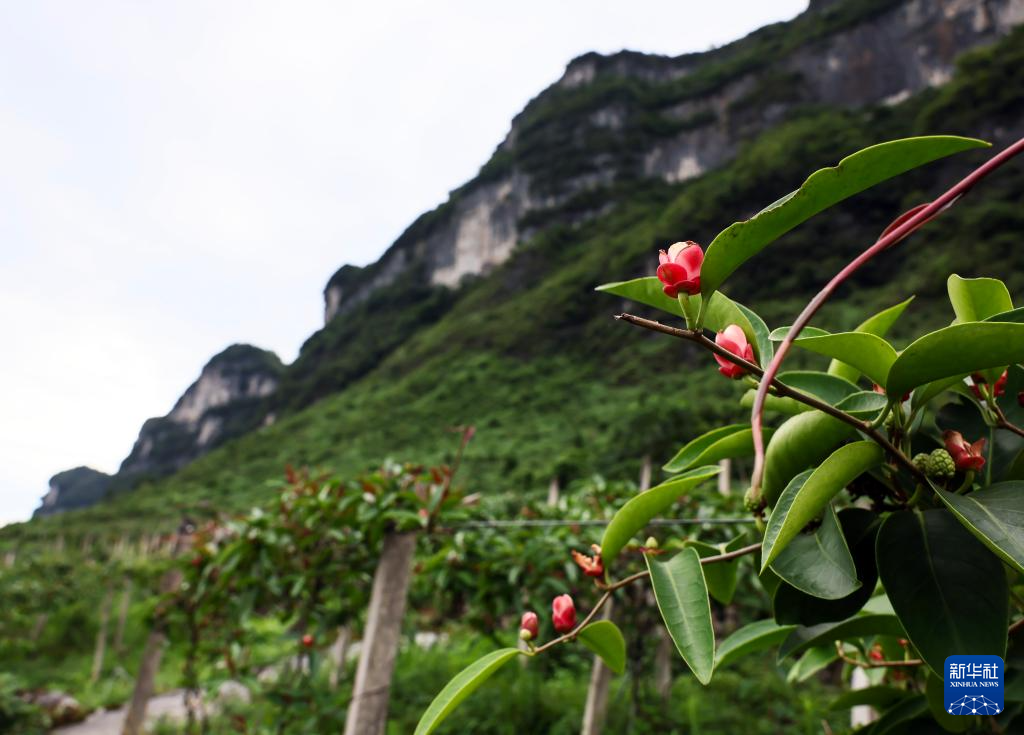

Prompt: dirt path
[{"left": 53, "top": 690, "right": 187, "bottom": 735}]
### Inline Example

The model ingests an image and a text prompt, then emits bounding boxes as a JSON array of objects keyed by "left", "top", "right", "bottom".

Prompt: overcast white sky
[{"left": 0, "top": 0, "right": 808, "bottom": 525}]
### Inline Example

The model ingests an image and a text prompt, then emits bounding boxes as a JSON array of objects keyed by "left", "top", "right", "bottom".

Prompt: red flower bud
[
  {"left": 519, "top": 611, "right": 539, "bottom": 640},
  {"left": 301, "top": 634, "right": 314, "bottom": 648},
  {"left": 571, "top": 544, "right": 604, "bottom": 578},
  {"left": 943, "top": 430, "right": 986, "bottom": 472},
  {"left": 656, "top": 241, "right": 703, "bottom": 298},
  {"left": 994, "top": 370, "right": 1008, "bottom": 398},
  {"left": 552, "top": 594, "right": 576, "bottom": 633},
  {"left": 714, "top": 325, "right": 755, "bottom": 379}
]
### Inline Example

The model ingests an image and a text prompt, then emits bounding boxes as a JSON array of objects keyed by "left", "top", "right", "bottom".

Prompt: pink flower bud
[
  {"left": 519, "top": 611, "right": 539, "bottom": 640},
  {"left": 943, "top": 430, "right": 986, "bottom": 472},
  {"left": 552, "top": 594, "right": 577, "bottom": 633},
  {"left": 656, "top": 241, "right": 703, "bottom": 298},
  {"left": 714, "top": 325, "right": 755, "bottom": 379}
]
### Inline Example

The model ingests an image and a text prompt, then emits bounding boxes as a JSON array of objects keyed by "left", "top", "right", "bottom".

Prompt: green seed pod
[
  {"left": 912, "top": 453, "right": 930, "bottom": 473},
  {"left": 644, "top": 536, "right": 659, "bottom": 550},
  {"left": 926, "top": 448, "right": 956, "bottom": 479}
]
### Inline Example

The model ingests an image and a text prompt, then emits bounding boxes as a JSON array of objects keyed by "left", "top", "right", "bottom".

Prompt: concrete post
[{"left": 343, "top": 533, "right": 417, "bottom": 735}]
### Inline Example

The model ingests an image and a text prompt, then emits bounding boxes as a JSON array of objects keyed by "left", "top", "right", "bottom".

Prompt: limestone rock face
[{"left": 323, "top": 0, "right": 1023, "bottom": 322}]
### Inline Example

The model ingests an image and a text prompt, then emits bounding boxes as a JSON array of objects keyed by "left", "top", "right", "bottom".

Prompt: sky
[{"left": 0, "top": 0, "right": 808, "bottom": 525}]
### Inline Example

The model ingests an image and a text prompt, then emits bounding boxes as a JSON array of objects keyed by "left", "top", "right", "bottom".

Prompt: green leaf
[
  {"left": 699, "top": 136, "right": 988, "bottom": 298},
  {"left": 646, "top": 548, "right": 715, "bottom": 684},
  {"left": 769, "top": 326, "right": 831, "bottom": 340},
  {"left": 774, "top": 508, "right": 880, "bottom": 626},
  {"left": 926, "top": 671, "right": 972, "bottom": 733},
  {"left": 911, "top": 375, "right": 967, "bottom": 411},
  {"left": 834, "top": 391, "right": 889, "bottom": 419},
  {"left": 829, "top": 297, "right": 914, "bottom": 382},
  {"left": 601, "top": 466, "right": 719, "bottom": 566},
  {"left": 787, "top": 332, "right": 898, "bottom": 388},
  {"left": 770, "top": 505, "right": 859, "bottom": 600},
  {"left": 885, "top": 322, "right": 1024, "bottom": 400},
  {"left": 948, "top": 274, "right": 1013, "bottom": 323},
  {"left": 762, "top": 411, "right": 856, "bottom": 507},
  {"left": 786, "top": 645, "right": 837, "bottom": 683},
  {"left": 876, "top": 510, "right": 1008, "bottom": 676},
  {"left": 779, "top": 371, "right": 861, "bottom": 404},
  {"left": 685, "top": 538, "right": 742, "bottom": 605},
  {"left": 715, "top": 619, "right": 794, "bottom": 669},
  {"left": 936, "top": 482, "right": 1024, "bottom": 575},
  {"left": 778, "top": 614, "right": 905, "bottom": 660},
  {"left": 829, "top": 686, "right": 909, "bottom": 711},
  {"left": 762, "top": 441, "right": 883, "bottom": 569},
  {"left": 577, "top": 620, "right": 626, "bottom": 675},
  {"left": 663, "top": 425, "right": 775, "bottom": 473},
  {"left": 414, "top": 648, "right": 521, "bottom": 735},
  {"left": 595, "top": 279, "right": 771, "bottom": 361},
  {"left": 872, "top": 696, "right": 930, "bottom": 735},
  {"left": 987, "top": 307, "right": 1024, "bottom": 323}
]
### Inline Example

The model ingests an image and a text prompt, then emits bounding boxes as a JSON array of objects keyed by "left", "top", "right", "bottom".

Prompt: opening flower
[
  {"left": 571, "top": 544, "right": 604, "bottom": 578},
  {"left": 943, "top": 430, "right": 986, "bottom": 472},
  {"left": 656, "top": 241, "right": 703, "bottom": 298},
  {"left": 970, "top": 370, "right": 1008, "bottom": 400},
  {"left": 519, "top": 611, "right": 539, "bottom": 641},
  {"left": 714, "top": 325, "right": 755, "bottom": 379},
  {"left": 551, "top": 594, "right": 576, "bottom": 633}
]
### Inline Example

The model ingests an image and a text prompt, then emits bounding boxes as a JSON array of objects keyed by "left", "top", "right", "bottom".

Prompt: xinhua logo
[{"left": 944, "top": 655, "right": 1003, "bottom": 715}]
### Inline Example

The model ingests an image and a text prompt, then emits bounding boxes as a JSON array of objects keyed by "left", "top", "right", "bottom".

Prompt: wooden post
[
  {"left": 850, "top": 667, "right": 877, "bottom": 727},
  {"left": 122, "top": 567, "right": 182, "bottom": 735},
  {"left": 329, "top": 625, "right": 352, "bottom": 689},
  {"left": 90, "top": 586, "right": 113, "bottom": 683},
  {"left": 343, "top": 533, "right": 417, "bottom": 735},
  {"left": 547, "top": 477, "right": 560, "bottom": 506},
  {"left": 639, "top": 455, "right": 652, "bottom": 493},
  {"left": 114, "top": 581, "right": 133, "bottom": 654},
  {"left": 580, "top": 599, "right": 615, "bottom": 735},
  {"left": 718, "top": 459, "right": 731, "bottom": 496}
]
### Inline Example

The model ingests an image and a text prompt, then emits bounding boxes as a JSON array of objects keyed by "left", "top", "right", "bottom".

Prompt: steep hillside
[{"left": 9, "top": 0, "right": 1024, "bottom": 541}]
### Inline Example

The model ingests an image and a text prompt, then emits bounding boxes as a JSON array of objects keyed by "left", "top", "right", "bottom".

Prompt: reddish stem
[{"left": 751, "top": 136, "right": 1024, "bottom": 496}]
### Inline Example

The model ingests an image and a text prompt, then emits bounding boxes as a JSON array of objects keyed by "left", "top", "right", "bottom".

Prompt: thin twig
[
  {"left": 532, "top": 542, "right": 761, "bottom": 654},
  {"left": 615, "top": 313, "right": 927, "bottom": 486},
  {"left": 994, "top": 404, "right": 1024, "bottom": 439},
  {"left": 751, "top": 136, "right": 1024, "bottom": 496},
  {"left": 834, "top": 641, "right": 923, "bottom": 669},
  {"left": 1009, "top": 617, "right": 1024, "bottom": 637}
]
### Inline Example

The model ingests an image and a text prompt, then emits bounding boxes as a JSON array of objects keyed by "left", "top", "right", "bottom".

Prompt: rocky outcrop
[
  {"left": 38, "top": 345, "right": 282, "bottom": 516},
  {"left": 323, "top": 0, "right": 1024, "bottom": 322},
  {"left": 117, "top": 344, "right": 282, "bottom": 480},
  {"left": 34, "top": 467, "right": 112, "bottom": 518}
]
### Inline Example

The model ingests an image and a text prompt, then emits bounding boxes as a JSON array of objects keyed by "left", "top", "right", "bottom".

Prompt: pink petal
[
  {"left": 677, "top": 277, "right": 700, "bottom": 296},
  {"left": 723, "top": 324, "right": 747, "bottom": 347},
  {"left": 657, "top": 262, "right": 687, "bottom": 285},
  {"left": 658, "top": 249, "right": 670, "bottom": 265},
  {"left": 675, "top": 242, "right": 704, "bottom": 276}
]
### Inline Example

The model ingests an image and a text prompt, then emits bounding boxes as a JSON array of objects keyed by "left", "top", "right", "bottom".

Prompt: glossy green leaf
[
  {"left": 829, "top": 297, "right": 914, "bottom": 382},
  {"left": 872, "top": 696, "right": 929, "bottom": 735},
  {"left": 577, "top": 620, "right": 626, "bottom": 675},
  {"left": 601, "top": 466, "right": 720, "bottom": 565},
  {"left": 829, "top": 686, "right": 909, "bottom": 711},
  {"left": 414, "top": 648, "right": 521, "bottom": 735},
  {"left": 715, "top": 619, "right": 794, "bottom": 669},
  {"left": 770, "top": 505, "right": 858, "bottom": 599},
  {"left": 885, "top": 322, "right": 1024, "bottom": 400},
  {"left": 646, "top": 548, "right": 715, "bottom": 684},
  {"left": 663, "top": 425, "right": 775, "bottom": 473},
  {"left": 769, "top": 325, "right": 830, "bottom": 340},
  {"left": 787, "top": 332, "right": 898, "bottom": 388},
  {"left": 594, "top": 279, "right": 771, "bottom": 361},
  {"left": 778, "top": 614, "right": 904, "bottom": 660},
  {"left": 987, "top": 307, "right": 1024, "bottom": 323},
  {"left": 774, "top": 508, "right": 880, "bottom": 626},
  {"left": 936, "top": 482, "right": 1024, "bottom": 574},
  {"left": 762, "top": 441, "right": 883, "bottom": 569},
  {"left": 876, "top": 510, "right": 1008, "bottom": 676},
  {"left": 948, "top": 274, "right": 1013, "bottom": 323},
  {"left": 685, "top": 537, "right": 743, "bottom": 605},
  {"left": 786, "top": 645, "right": 837, "bottom": 683},
  {"left": 926, "top": 672, "right": 972, "bottom": 733},
  {"left": 762, "top": 411, "right": 855, "bottom": 507},
  {"left": 834, "top": 391, "right": 889, "bottom": 418},
  {"left": 698, "top": 136, "right": 987, "bottom": 298},
  {"left": 779, "top": 371, "right": 861, "bottom": 404},
  {"left": 911, "top": 375, "right": 967, "bottom": 411}
]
